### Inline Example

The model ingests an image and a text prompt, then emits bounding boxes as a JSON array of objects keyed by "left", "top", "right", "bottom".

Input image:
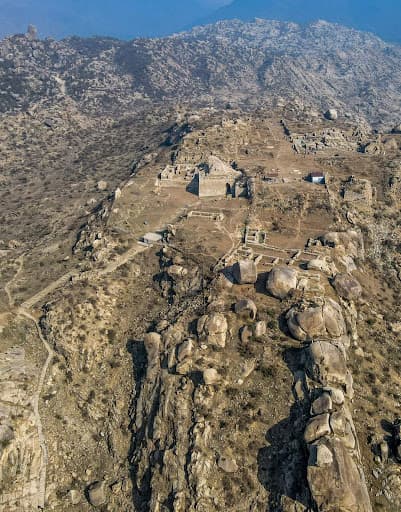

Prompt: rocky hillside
[
  {"left": 2, "top": 107, "right": 401, "bottom": 511},
  {"left": 1, "top": 19, "right": 401, "bottom": 128}
]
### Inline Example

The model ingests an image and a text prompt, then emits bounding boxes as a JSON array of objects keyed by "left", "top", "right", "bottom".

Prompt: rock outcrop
[
  {"left": 197, "top": 313, "right": 228, "bottom": 347},
  {"left": 286, "top": 299, "right": 347, "bottom": 344},
  {"left": 332, "top": 273, "right": 363, "bottom": 301}
]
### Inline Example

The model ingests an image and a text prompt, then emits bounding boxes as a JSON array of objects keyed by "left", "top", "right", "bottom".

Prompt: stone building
[
  {"left": 197, "top": 155, "right": 242, "bottom": 198},
  {"left": 308, "top": 171, "right": 326, "bottom": 184}
]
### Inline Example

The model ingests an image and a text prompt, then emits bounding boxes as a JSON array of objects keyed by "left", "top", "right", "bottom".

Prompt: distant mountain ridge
[
  {"left": 206, "top": 0, "right": 401, "bottom": 44},
  {"left": 1, "top": 19, "right": 401, "bottom": 128}
]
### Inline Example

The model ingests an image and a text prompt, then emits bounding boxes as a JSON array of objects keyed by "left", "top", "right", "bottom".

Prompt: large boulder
[
  {"left": 304, "top": 414, "right": 331, "bottom": 444},
  {"left": 287, "top": 305, "right": 324, "bottom": 341},
  {"left": 197, "top": 313, "right": 228, "bottom": 348},
  {"left": 286, "top": 299, "right": 346, "bottom": 342},
  {"left": 307, "top": 258, "right": 336, "bottom": 275},
  {"left": 332, "top": 273, "right": 362, "bottom": 301},
  {"left": 266, "top": 266, "right": 298, "bottom": 299},
  {"left": 203, "top": 368, "right": 220, "bottom": 385},
  {"left": 325, "top": 109, "right": 338, "bottom": 121},
  {"left": 306, "top": 341, "right": 348, "bottom": 386},
  {"left": 232, "top": 260, "right": 257, "bottom": 285},
  {"left": 87, "top": 481, "right": 106, "bottom": 507}
]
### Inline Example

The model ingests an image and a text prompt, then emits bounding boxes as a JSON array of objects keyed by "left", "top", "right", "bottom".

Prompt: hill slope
[
  {"left": 207, "top": 0, "right": 401, "bottom": 43},
  {"left": 1, "top": 19, "right": 401, "bottom": 128}
]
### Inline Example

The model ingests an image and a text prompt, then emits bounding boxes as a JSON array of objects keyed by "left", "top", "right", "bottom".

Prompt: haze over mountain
[
  {"left": 0, "top": 0, "right": 230, "bottom": 39},
  {"left": 207, "top": 0, "right": 401, "bottom": 44}
]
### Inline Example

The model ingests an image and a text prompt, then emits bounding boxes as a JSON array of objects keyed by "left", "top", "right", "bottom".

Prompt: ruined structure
[
  {"left": 158, "top": 165, "right": 196, "bottom": 187},
  {"left": 342, "top": 176, "right": 374, "bottom": 207},
  {"left": 197, "top": 156, "right": 242, "bottom": 198}
]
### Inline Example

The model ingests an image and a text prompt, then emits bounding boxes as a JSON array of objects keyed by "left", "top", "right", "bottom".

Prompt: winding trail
[
  {"left": 17, "top": 308, "right": 54, "bottom": 511},
  {"left": 4, "top": 254, "right": 24, "bottom": 308},
  {"left": 21, "top": 243, "right": 147, "bottom": 310}
]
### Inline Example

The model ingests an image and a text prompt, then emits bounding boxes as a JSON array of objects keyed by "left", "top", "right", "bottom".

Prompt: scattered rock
[
  {"left": 390, "top": 322, "right": 401, "bottom": 335},
  {"left": 0, "top": 424, "right": 14, "bottom": 444},
  {"left": 240, "top": 325, "right": 253, "bottom": 344},
  {"left": 197, "top": 313, "right": 228, "bottom": 348},
  {"left": 254, "top": 321, "right": 266, "bottom": 338},
  {"left": 380, "top": 441, "right": 389, "bottom": 463},
  {"left": 239, "top": 359, "right": 256, "bottom": 380},
  {"left": 177, "top": 339, "right": 194, "bottom": 362},
  {"left": 166, "top": 265, "right": 188, "bottom": 278},
  {"left": 234, "top": 298, "right": 257, "bottom": 320},
  {"left": 218, "top": 456, "right": 238, "bottom": 473},
  {"left": 97, "top": 180, "right": 108, "bottom": 191},
  {"left": 354, "top": 347, "right": 364, "bottom": 358},
  {"left": 203, "top": 368, "right": 220, "bottom": 385},
  {"left": 87, "top": 481, "right": 106, "bottom": 507},
  {"left": 69, "top": 489, "right": 81, "bottom": 505}
]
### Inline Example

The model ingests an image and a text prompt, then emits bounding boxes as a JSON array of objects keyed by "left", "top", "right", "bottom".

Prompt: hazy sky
[{"left": 0, "top": 0, "right": 233, "bottom": 39}]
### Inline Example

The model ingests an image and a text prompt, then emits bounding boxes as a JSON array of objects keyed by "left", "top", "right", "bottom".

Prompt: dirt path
[
  {"left": 20, "top": 271, "right": 75, "bottom": 310},
  {"left": 17, "top": 308, "right": 54, "bottom": 510},
  {"left": 4, "top": 254, "right": 24, "bottom": 308},
  {"left": 21, "top": 243, "right": 148, "bottom": 310}
]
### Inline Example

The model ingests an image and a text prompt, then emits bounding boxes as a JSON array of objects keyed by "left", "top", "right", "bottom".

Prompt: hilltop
[{"left": 207, "top": 0, "right": 401, "bottom": 44}]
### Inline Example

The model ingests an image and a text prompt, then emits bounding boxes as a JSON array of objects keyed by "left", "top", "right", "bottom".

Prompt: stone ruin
[
  {"left": 158, "top": 155, "right": 250, "bottom": 199},
  {"left": 197, "top": 155, "right": 243, "bottom": 198},
  {"left": 158, "top": 164, "right": 196, "bottom": 186},
  {"left": 342, "top": 176, "right": 374, "bottom": 207}
]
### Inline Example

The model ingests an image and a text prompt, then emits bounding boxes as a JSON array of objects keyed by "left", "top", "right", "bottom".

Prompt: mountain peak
[{"left": 205, "top": 0, "right": 401, "bottom": 43}]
